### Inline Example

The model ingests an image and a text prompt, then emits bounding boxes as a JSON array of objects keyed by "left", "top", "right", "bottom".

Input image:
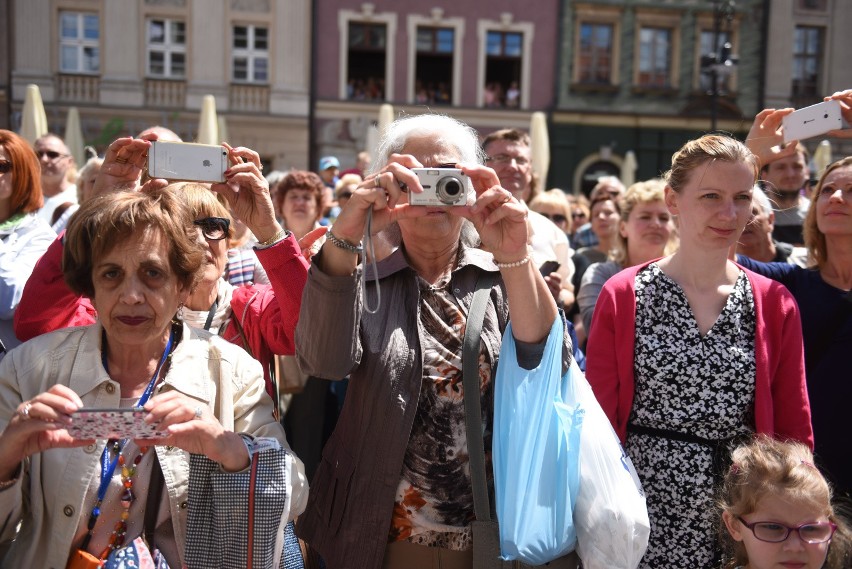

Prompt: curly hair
[{"left": 274, "top": 169, "right": 326, "bottom": 223}]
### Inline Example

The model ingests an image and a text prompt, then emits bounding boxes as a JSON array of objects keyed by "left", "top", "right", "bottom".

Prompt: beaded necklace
[{"left": 79, "top": 325, "right": 175, "bottom": 558}]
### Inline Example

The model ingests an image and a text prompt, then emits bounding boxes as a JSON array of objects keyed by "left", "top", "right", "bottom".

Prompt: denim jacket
[{"left": 295, "top": 244, "right": 570, "bottom": 569}]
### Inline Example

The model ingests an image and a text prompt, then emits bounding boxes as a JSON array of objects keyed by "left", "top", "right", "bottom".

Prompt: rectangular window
[
  {"left": 347, "top": 22, "right": 386, "bottom": 101},
  {"left": 578, "top": 23, "right": 613, "bottom": 84},
  {"left": 414, "top": 27, "right": 454, "bottom": 105},
  {"left": 147, "top": 19, "right": 186, "bottom": 78},
  {"left": 638, "top": 27, "right": 672, "bottom": 88},
  {"left": 792, "top": 26, "right": 823, "bottom": 104},
  {"left": 484, "top": 31, "right": 522, "bottom": 108},
  {"left": 232, "top": 25, "right": 269, "bottom": 83},
  {"left": 59, "top": 11, "right": 100, "bottom": 73}
]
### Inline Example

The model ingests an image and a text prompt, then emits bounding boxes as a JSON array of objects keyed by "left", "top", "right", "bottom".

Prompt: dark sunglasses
[
  {"left": 0, "top": 160, "right": 11, "bottom": 174},
  {"left": 540, "top": 213, "right": 568, "bottom": 224},
  {"left": 36, "top": 150, "right": 69, "bottom": 160},
  {"left": 193, "top": 217, "right": 230, "bottom": 241}
]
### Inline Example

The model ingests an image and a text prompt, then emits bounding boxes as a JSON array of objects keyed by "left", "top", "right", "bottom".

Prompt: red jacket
[
  {"left": 14, "top": 233, "right": 309, "bottom": 397},
  {"left": 585, "top": 261, "right": 813, "bottom": 448}
]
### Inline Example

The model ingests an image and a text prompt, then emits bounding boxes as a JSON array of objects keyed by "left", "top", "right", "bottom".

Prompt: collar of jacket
[{"left": 364, "top": 243, "right": 500, "bottom": 281}]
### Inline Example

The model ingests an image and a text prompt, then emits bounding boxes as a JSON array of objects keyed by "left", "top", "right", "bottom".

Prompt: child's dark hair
[{"left": 718, "top": 436, "right": 851, "bottom": 569}]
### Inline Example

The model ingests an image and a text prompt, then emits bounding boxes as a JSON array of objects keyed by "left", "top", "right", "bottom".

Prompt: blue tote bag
[{"left": 493, "top": 316, "right": 582, "bottom": 565}]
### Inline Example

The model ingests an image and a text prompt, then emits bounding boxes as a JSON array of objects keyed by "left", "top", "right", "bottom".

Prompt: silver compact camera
[{"left": 408, "top": 168, "right": 469, "bottom": 206}]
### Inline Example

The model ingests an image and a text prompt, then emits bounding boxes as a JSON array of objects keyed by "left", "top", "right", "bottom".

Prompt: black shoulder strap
[
  {"left": 144, "top": 457, "right": 165, "bottom": 546},
  {"left": 462, "top": 271, "right": 498, "bottom": 522}
]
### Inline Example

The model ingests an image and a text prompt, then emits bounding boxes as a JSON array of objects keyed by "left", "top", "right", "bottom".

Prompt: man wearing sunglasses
[{"left": 33, "top": 134, "right": 78, "bottom": 232}]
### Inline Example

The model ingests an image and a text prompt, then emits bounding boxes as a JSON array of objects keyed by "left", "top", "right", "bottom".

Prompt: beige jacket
[{"left": 0, "top": 322, "right": 307, "bottom": 569}]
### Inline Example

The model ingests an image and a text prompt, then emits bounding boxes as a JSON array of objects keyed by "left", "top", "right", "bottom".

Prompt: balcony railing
[
  {"left": 145, "top": 79, "right": 187, "bottom": 108},
  {"left": 229, "top": 83, "right": 269, "bottom": 113},
  {"left": 56, "top": 74, "right": 99, "bottom": 103}
]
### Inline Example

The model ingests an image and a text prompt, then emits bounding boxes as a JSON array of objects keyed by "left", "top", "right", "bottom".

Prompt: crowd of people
[{"left": 0, "top": 87, "right": 850, "bottom": 569}]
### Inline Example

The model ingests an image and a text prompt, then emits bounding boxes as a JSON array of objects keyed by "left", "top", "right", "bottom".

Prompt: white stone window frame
[
  {"left": 693, "top": 12, "right": 741, "bottom": 93},
  {"left": 476, "top": 16, "right": 534, "bottom": 108},
  {"left": 338, "top": 7, "right": 398, "bottom": 101},
  {"left": 405, "top": 11, "right": 464, "bottom": 105},
  {"left": 231, "top": 23, "right": 270, "bottom": 84},
  {"left": 146, "top": 17, "right": 187, "bottom": 79},
  {"left": 572, "top": 4, "right": 621, "bottom": 86},
  {"left": 633, "top": 10, "right": 681, "bottom": 89},
  {"left": 58, "top": 10, "right": 101, "bottom": 74}
]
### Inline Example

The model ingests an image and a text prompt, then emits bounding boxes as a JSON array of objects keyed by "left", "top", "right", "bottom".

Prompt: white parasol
[
  {"left": 197, "top": 95, "right": 218, "bottom": 145},
  {"left": 530, "top": 112, "right": 550, "bottom": 185},
  {"left": 19, "top": 84, "right": 49, "bottom": 144},
  {"left": 64, "top": 107, "right": 86, "bottom": 167}
]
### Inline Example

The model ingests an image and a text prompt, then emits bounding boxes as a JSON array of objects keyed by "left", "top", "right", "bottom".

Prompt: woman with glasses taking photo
[{"left": 14, "top": 136, "right": 314, "bottom": 403}]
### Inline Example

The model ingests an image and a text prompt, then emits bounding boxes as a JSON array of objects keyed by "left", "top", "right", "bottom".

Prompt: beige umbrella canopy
[
  {"left": 812, "top": 140, "right": 833, "bottom": 179},
  {"left": 64, "top": 107, "right": 86, "bottom": 167},
  {"left": 197, "top": 95, "right": 219, "bottom": 145},
  {"left": 621, "top": 150, "right": 638, "bottom": 188},
  {"left": 217, "top": 115, "right": 230, "bottom": 145},
  {"left": 530, "top": 112, "right": 550, "bottom": 185},
  {"left": 19, "top": 84, "right": 48, "bottom": 144},
  {"left": 377, "top": 103, "right": 395, "bottom": 140}
]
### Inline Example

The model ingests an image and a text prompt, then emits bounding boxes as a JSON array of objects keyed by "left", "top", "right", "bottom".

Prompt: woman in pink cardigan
[{"left": 585, "top": 134, "right": 812, "bottom": 569}]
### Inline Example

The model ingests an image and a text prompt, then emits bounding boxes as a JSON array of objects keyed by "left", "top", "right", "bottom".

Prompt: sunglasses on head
[
  {"left": 193, "top": 217, "right": 230, "bottom": 241},
  {"left": 0, "top": 160, "right": 11, "bottom": 174},
  {"left": 36, "top": 150, "right": 69, "bottom": 160}
]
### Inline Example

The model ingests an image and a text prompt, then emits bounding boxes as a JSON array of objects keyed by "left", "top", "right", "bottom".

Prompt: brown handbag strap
[{"left": 246, "top": 451, "right": 259, "bottom": 569}]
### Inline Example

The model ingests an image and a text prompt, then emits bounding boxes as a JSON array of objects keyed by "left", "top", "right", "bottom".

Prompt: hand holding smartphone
[
  {"left": 67, "top": 408, "right": 169, "bottom": 440},
  {"left": 782, "top": 100, "right": 843, "bottom": 143},
  {"left": 147, "top": 141, "right": 229, "bottom": 183}
]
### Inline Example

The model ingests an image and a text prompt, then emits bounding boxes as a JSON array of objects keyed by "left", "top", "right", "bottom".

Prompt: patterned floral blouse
[
  {"left": 388, "top": 274, "right": 494, "bottom": 551},
  {"left": 627, "top": 263, "right": 756, "bottom": 569}
]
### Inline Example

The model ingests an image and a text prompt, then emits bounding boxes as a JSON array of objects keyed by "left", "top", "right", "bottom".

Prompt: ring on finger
[
  {"left": 115, "top": 155, "right": 129, "bottom": 164},
  {"left": 374, "top": 176, "right": 382, "bottom": 189},
  {"left": 194, "top": 406, "right": 203, "bottom": 420},
  {"left": 19, "top": 402, "right": 32, "bottom": 420}
]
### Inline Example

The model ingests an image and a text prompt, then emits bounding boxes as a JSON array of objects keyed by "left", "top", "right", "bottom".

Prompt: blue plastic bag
[{"left": 493, "top": 317, "right": 582, "bottom": 565}]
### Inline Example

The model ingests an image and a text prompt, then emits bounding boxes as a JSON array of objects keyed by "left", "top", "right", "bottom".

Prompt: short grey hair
[{"left": 369, "top": 114, "right": 485, "bottom": 175}]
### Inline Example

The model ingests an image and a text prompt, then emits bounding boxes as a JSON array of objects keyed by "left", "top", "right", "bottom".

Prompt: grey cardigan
[{"left": 294, "top": 244, "right": 570, "bottom": 569}]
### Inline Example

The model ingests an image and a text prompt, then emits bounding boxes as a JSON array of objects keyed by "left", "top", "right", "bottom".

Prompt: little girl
[{"left": 718, "top": 436, "right": 851, "bottom": 569}]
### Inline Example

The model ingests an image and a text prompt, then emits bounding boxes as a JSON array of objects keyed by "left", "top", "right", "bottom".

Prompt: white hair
[
  {"left": 751, "top": 185, "right": 773, "bottom": 215},
  {"left": 369, "top": 114, "right": 485, "bottom": 175}
]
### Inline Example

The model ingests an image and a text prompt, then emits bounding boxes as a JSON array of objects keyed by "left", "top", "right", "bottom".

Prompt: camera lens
[{"left": 436, "top": 176, "right": 464, "bottom": 204}]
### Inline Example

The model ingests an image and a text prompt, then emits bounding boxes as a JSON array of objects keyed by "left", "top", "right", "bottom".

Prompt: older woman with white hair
[
  {"left": 294, "top": 114, "right": 574, "bottom": 569},
  {"left": 736, "top": 185, "right": 807, "bottom": 266}
]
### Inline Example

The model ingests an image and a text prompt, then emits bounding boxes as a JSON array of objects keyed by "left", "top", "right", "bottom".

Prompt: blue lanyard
[{"left": 95, "top": 326, "right": 174, "bottom": 504}]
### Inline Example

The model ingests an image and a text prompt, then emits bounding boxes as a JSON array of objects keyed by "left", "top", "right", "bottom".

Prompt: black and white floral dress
[{"left": 628, "top": 263, "right": 756, "bottom": 569}]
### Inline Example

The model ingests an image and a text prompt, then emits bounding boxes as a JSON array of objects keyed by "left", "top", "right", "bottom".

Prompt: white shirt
[{"left": 37, "top": 184, "right": 78, "bottom": 227}]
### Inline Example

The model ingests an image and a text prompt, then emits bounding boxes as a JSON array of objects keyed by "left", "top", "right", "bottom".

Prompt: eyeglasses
[
  {"left": 738, "top": 517, "right": 837, "bottom": 544},
  {"left": 486, "top": 154, "right": 530, "bottom": 167},
  {"left": 193, "top": 217, "right": 230, "bottom": 241},
  {"left": 572, "top": 212, "right": 587, "bottom": 219},
  {"left": 36, "top": 150, "right": 70, "bottom": 160},
  {"left": 0, "top": 160, "right": 11, "bottom": 174},
  {"left": 540, "top": 213, "right": 568, "bottom": 224}
]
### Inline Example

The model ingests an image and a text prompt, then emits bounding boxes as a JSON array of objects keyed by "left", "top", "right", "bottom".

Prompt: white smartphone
[
  {"left": 782, "top": 100, "right": 843, "bottom": 143},
  {"left": 67, "top": 408, "right": 169, "bottom": 440},
  {"left": 147, "top": 141, "right": 229, "bottom": 183}
]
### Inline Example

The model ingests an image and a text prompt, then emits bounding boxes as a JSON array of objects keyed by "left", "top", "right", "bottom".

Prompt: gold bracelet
[
  {"left": 255, "top": 228, "right": 289, "bottom": 249},
  {"left": 494, "top": 255, "right": 531, "bottom": 269}
]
